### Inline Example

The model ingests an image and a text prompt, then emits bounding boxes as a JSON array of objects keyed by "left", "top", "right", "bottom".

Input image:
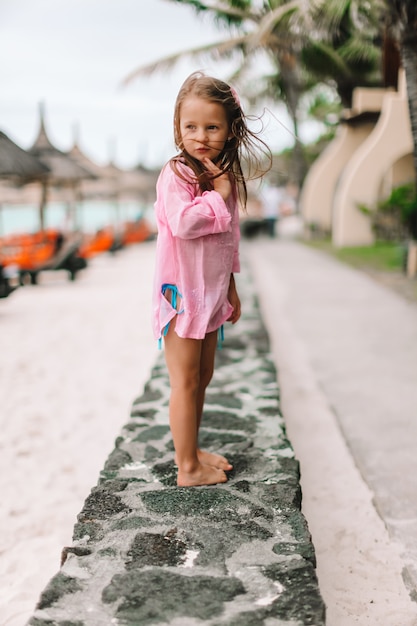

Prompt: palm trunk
[
  {"left": 400, "top": 31, "right": 417, "bottom": 238},
  {"left": 39, "top": 181, "right": 48, "bottom": 232},
  {"left": 279, "top": 61, "right": 307, "bottom": 190}
]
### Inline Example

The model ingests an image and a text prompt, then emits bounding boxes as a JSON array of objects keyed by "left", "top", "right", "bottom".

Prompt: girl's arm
[
  {"left": 158, "top": 166, "right": 232, "bottom": 239},
  {"left": 227, "top": 273, "right": 241, "bottom": 324}
]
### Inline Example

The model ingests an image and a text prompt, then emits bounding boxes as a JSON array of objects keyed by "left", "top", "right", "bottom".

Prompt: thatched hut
[
  {"left": 28, "top": 105, "right": 96, "bottom": 230},
  {"left": 68, "top": 138, "right": 158, "bottom": 205},
  {"left": 0, "top": 131, "right": 50, "bottom": 181}
]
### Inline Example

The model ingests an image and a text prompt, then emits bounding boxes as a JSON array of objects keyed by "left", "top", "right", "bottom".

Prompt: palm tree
[
  {"left": 301, "top": 0, "right": 382, "bottom": 107},
  {"left": 383, "top": 0, "right": 417, "bottom": 191},
  {"left": 125, "top": 1, "right": 386, "bottom": 186},
  {"left": 124, "top": 0, "right": 313, "bottom": 186}
]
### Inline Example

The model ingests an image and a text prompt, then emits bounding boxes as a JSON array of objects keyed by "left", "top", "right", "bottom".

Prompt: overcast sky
[{"left": 0, "top": 0, "right": 295, "bottom": 168}]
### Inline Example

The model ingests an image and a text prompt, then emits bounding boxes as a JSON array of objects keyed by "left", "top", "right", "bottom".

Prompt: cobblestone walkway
[{"left": 28, "top": 266, "right": 325, "bottom": 626}]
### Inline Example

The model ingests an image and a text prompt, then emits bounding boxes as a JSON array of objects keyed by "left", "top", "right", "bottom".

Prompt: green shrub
[{"left": 377, "top": 183, "right": 417, "bottom": 240}]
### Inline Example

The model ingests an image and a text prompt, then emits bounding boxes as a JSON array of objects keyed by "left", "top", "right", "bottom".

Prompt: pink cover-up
[{"left": 152, "top": 162, "right": 241, "bottom": 341}]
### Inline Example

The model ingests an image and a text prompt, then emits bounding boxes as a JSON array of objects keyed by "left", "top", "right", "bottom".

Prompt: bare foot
[
  {"left": 177, "top": 463, "right": 228, "bottom": 487},
  {"left": 197, "top": 449, "right": 233, "bottom": 471},
  {"left": 174, "top": 451, "right": 233, "bottom": 471}
]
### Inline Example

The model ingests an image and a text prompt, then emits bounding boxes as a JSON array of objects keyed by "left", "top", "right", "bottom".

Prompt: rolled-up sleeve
[{"left": 156, "top": 166, "right": 232, "bottom": 239}]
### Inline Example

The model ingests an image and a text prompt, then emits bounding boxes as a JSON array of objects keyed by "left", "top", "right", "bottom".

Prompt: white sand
[{"left": 0, "top": 242, "right": 158, "bottom": 626}]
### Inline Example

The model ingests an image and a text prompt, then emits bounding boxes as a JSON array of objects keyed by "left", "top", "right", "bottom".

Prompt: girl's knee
[
  {"left": 199, "top": 366, "right": 214, "bottom": 390},
  {"left": 170, "top": 369, "right": 200, "bottom": 394}
]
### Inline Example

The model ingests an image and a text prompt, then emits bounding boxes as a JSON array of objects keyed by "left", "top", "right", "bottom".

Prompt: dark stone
[
  {"left": 36, "top": 573, "right": 82, "bottom": 610},
  {"left": 98, "top": 475, "right": 146, "bottom": 487},
  {"left": 72, "top": 521, "right": 104, "bottom": 542},
  {"left": 133, "top": 386, "right": 163, "bottom": 405},
  {"left": 130, "top": 407, "right": 158, "bottom": 420},
  {"left": 230, "top": 520, "right": 273, "bottom": 541},
  {"left": 225, "top": 453, "right": 254, "bottom": 476},
  {"left": 204, "top": 393, "right": 243, "bottom": 409},
  {"left": 114, "top": 435, "right": 124, "bottom": 448},
  {"left": 262, "top": 560, "right": 326, "bottom": 624},
  {"left": 255, "top": 406, "right": 281, "bottom": 417},
  {"left": 103, "top": 448, "right": 132, "bottom": 472},
  {"left": 213, "top": 610, "right": 268, "bottom": 626},
  {"left": 256, "top": 481, "right": 302, "bottom": 511},
  {"left": 218, "top": 337, "right": 247, "bottom": 350},
  {"left": 141, "top": 489, "right": 272, "bottom": 523},
  {"left": 285, "top": 510, "right": 314, "bottom": 544},
  {"left": 151, "top": 460, "right": 177, "bottom": 486},
  {"left": 144, "top": 444, "right": 162, "bottom": 462},
  {"left": 28, "top": 617, "right": 84, "bottom": 626},
  {"left": 141, "top": 488, "right": 239, "bottom": 518},
  {"left": 78, "top": 488, "right": 130, "bottom": 522},
  {"left": 181, "top": 519, "right": 274, "bottom": 568},
  {"left": 98, "top": 479, "right": 128, "bottom": 493},
  {"left": 98, "top": 547, "right": 117, "bottom": 557},
  {"left": 133, "top": 425, "right": 170, "bottom": 442},
  {"left": 111, "top": 516, "right": 158, "bottom": 531},
  {"left": 272, "top": 542, "right": 317, "bottom": 567},
  {"left": 231, "top": 480, "right": 251, "bottom": 493},
  {"left": 201, "top": 412, "right": 258, "bottom": 433},
  {"left": 98, "top": 470, "right": 117, "bottom": 481},
  {"left": 227, "top": 453, "right": 280, "bottom": 482},
  {"left": 198, "top": 429, "right": 248, "bottom": 446},
  {"left": 278, "top": 456, "right": 301, "bottom": 479},
  {"left": 102, "top": 569, "right": 245, "bottom": 624},
  {"left": 123, "top": 422, "right": 148, "bottom": 432},
  {"left": 126, "top": 529, "right": 187, "bottom": 568},
  {"left": 61, "top": 546, "right": 92, "bottom": 566},
  {"left": 165, "top": 439, "right": 175, "bottom": 452}
]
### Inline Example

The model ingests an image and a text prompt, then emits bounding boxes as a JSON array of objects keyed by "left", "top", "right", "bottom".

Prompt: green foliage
[
  {"left": 306, "top": 240, "right": 406, "bottom": 272},
  {"left": 359, "top": 183, "right": 417, "bottom": 241},
  {"left": 378, "top": 183, "right": 417, "bottom": 240}
]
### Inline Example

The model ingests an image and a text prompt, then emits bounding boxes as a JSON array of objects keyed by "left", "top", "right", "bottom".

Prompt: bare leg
[
  {"left": 164, "top": 321, "right": 227, "bottom": 487},
  {"left": 195, "top": 330, "right": 233, "bottom": 471}
]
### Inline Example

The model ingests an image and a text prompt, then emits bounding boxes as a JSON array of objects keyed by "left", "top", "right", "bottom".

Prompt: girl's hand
[
  {"left": 202, "top": 157, "right": 232, "bottom": 202},
  {"left": 227, "top": 274, "right": 241, "bottom": 324}
]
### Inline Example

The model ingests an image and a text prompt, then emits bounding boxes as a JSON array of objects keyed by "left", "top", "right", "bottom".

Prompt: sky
[{"left": 0, "top": 0, "right": 297, "bottom": 169}]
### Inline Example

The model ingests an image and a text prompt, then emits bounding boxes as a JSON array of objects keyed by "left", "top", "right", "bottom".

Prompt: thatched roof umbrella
[
  {"left": 29, "top": 105, "right": 96, "bottom": 230},
  {"left": 68, "top": 138, "right": 127, "bottom": 231},
  {"left": 68, "top": 139, "right": 121, "bottom": 201},
  {"left": 0, "top": 131, "right": 50, "bottom": 181},
  {"left": 118, "top": 164, "right": 159, "bottom": 204},
  {"left": 0, "top": 130, "right": 50, "bottom": 235}
]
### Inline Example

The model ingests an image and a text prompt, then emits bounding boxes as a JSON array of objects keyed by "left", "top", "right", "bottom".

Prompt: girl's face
[{"left": 179, "top": 96, "right": 231, "bottom": 164}]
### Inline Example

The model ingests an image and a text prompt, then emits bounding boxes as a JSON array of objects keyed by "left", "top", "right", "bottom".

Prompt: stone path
[{"left": 28, "top": 265, "right": 325, "bottom": 626}]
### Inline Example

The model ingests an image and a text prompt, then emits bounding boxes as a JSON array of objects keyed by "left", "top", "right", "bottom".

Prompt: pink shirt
[{"left": 153, "top": 162, "right": 240, "bottom": 341}]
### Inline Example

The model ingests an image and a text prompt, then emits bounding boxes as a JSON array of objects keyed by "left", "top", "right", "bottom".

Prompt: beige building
[{"left": 301, "top": 70, "right": 414, "bottom": 248}]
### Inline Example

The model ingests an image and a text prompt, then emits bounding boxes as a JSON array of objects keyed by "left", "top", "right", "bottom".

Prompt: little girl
[{"left": 153, "top": 71, "right": 271, "bottom": 487}]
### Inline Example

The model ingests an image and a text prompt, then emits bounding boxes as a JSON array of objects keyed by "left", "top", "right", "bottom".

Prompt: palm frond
[
  {"left": 249, "top": 0, "right": 302, "bottom": 48},
  {"left": 310, "top": 0, "right": 350, "bottom": 31},
  {"left": 338, "top": 37, "right": 381, "bottom": 69},
  {"left": 166, "top": 0, "right": 256, "bottom": 21},
  {"left": 302, "top": 40, "right": 353, "bottom": 80},
  {"left": 122, "top": 34, "right": 249, "bottom": 86}
]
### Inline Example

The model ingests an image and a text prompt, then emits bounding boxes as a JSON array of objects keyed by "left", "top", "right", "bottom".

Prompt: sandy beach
[{"left": 0, "top": 242, "right": 158, "bottom": 625}]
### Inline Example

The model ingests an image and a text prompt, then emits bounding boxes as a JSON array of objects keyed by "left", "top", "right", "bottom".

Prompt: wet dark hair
[{"left": 170, "top": 71, "right": 271, "bottom": 208}]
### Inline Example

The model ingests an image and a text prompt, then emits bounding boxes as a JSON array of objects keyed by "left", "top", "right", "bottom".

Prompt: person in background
[{"left": 260, "top": 179, "right": 283, "bottom": 238}]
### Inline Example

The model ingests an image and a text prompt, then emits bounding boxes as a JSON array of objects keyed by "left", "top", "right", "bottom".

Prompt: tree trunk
[
  {"left": 289, "top": 113, "right": 306, "bottom": 191},
  {"left": 400, "top": 32, "right": 417, "bottom": 237},
  {"left": 39, "top": 181, "right": 48, "bottom": 231}
]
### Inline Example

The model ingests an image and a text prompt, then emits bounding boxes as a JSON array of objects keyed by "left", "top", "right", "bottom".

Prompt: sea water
[{"left": 0, "top": 200, "right": 154, "bottom": 237}]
